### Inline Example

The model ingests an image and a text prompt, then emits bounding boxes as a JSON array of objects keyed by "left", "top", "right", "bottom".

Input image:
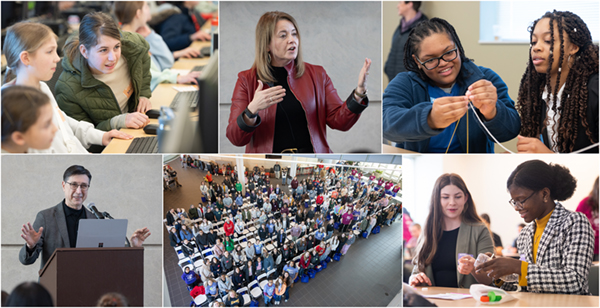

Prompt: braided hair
[
  {"left": 517, "top": 10, "right": 599, "bottom": 152},
  {"left": 403, "top": 17, "right": 473, "bottom": 86}
]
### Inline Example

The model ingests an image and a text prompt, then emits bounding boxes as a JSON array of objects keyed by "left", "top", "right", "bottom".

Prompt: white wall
[{"left": 407, "top": 154, "right": 599, "bottom": 252}]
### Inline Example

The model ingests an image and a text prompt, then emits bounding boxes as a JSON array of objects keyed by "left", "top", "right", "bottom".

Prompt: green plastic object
[{"left": 488, "top": 291, "right": 497, "bottom": 302}]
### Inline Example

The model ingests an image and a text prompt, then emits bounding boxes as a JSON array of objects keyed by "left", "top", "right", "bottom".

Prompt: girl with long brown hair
[{"left": 409, "top": 173, "right": 493, "bottom": 288}]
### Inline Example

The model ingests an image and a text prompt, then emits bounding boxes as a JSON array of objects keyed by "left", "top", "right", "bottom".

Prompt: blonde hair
[
  {"left": 253, "top": 11, "right": 304, "bottom": 83},
  {"left": 2, "top": 22, "right": 57, "bottom": 84}
]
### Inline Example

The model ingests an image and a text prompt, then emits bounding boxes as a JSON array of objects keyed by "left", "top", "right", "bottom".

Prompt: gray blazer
[
  {"left": 19, "top": 201, "right": 96, "bottom": 270},
  {"left": 412, "top": 221, "right": 494, "bottom": 288}
]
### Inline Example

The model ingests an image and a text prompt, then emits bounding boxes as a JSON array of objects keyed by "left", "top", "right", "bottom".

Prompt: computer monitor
[
  {"left": 76, "top": 219, "right": 128, "bottom": 248},
  {"left": 158, "top": 52, "right": 218, "bottom": 153}
]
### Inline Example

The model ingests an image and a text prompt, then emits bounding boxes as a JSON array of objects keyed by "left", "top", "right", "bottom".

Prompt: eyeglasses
[
  {"left": 508, "top": 191, "right": 536, "bottom": 210},
  {"left": 65, "top": 182, "right": 90, "bottom": 191},
  {"left": 416, "top": 48, "right": 458, "bottom": 70}
]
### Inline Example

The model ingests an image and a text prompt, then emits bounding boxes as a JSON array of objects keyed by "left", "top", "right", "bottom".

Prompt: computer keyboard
[
  {"left": 125, "top": 136, "right": 158, "bottom": 153},
  {"left": 190, "top": 65, "right": 204, "bottom": 72},
  {"left": 169, "top": 91, "right": 199, "bottom": 110}
]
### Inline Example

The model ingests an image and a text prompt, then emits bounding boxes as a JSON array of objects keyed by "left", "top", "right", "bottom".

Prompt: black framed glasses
[
  {"left": 508, "top": 191, "right": 536, "bottom": 210},
  {"left": 416, "top": 48, "right": 458, "bottom": 70},
  {"left": 65, "top": 182, "right": 90, "bottom": 191}
]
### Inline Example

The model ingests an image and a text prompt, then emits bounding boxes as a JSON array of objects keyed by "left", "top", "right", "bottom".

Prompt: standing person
[
  {"left": 274, "top": 162, "right": 281, "bottom": 179},
  {"left": 341, "top": 232, "right": 355, "bottom": 255},
  {"left": 383, "top": 1, "right": 428, "bottom": 77},
  {"left": 282, "top": 167, "right": 288, "bottom": 185},
  {"left": 2, "top": 22, "right": 132, "bottom": 152},
  {"left": 408, "top": 173, "right": 493, "bottom": 288},
  {"left": 516, "top": 11, "right": 598, "bottom": 153},
  {"left": 382, "top": 18, "right": 520, "bottom": 153},
  {"left": 476, "top": 160, "right": 594, "bottom": 295},
  {"left": 274, "top": 276, "right": 286, "bottom": 305},
  {"left": 19, "top": 165, "right": 150, "bottom": 270},
  {"left": 576, "top": 177, "right": 599, "bottom": 261},
  {"left": 291, "top": 177, "right": 298, "bottom": 196},
  {"left": 341, "top": 209, "right": 353, "bottom": 233},
  {"left": 56, "top": 12, "right": 152, "bottom": 131},
  {"left": 263, "top": 279, "right": 276, "bottom": 307},
  {"left": 232, "top": 266, "right": 246, "bottom": 290},
  {"left": 217, "top": 273, "right": 233, "bottom": 298}
]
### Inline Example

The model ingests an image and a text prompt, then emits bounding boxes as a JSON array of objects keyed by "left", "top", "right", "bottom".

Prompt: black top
[
  {"left": 431, "top": 227, "right": 459, "bottom": 287},
  {"left": 492, "top": 232, "right": 503, "bottom": 248},
  {"left": 62, "top": 200, "right": 87, "bottom": 248},
  {"left": 271, "top": 66, "right": 314, "bottom": 153}
]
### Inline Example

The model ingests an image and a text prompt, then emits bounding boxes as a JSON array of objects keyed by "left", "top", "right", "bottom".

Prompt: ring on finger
[{"left": 269, "top": 96, "right": 273, "bottom": 103}]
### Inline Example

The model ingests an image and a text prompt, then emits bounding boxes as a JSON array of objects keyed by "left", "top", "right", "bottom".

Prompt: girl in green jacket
[{"left": 56, "top": 12, "right": 152, "bottom": 131}]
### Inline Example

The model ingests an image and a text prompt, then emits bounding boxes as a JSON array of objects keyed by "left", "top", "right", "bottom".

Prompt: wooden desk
[
  {"left": 382, "top": 144, "right": 419, "bottom": 154},
  {"left": 102, "top": 41, "right": 210, "bottom": 153},
  {"left": 415, "top": 287, "right": 599, "bottom": 307}
]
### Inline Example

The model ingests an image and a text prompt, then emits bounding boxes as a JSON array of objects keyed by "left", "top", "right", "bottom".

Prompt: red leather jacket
[{"left": 226, "top": 62, "right": 368, "bottom": 153}]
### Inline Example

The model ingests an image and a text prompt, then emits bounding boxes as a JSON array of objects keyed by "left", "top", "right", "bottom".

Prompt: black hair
[
  {"left": 517, "top": 10, "right": 598, "bottom": 152},
  {"left": 5, "top": 282, "right": 53, "bottom": 307},
  {"left": 403, "top": 17, "right": 473, "bottom": 86},
  {"left": 63, "top": 165, "right": 92, "bottom": 183},
  {"left": 507, "top": 160, "right": 577, "bottom": 201},
  {"left": 407, "top": 1, "right": 422, "bottom": 11}
]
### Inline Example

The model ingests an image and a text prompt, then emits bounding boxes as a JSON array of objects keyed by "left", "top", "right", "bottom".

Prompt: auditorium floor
[{"left": 163, "top": 160, "right": 402, "bottom": 307}]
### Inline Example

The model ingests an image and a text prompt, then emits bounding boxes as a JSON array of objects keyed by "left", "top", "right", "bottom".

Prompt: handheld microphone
[{"left": 87, "top": 202, "right": 105, "bottom": 219}]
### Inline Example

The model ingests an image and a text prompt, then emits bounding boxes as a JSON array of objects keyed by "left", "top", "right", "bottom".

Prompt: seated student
[
  {"left": 2, "top": 22, "right": 132, "bottom": 153},
  {"left": 205, "top": 279, "right": 219, "bottom": 302},
  {"left": 154, "top": 1, "right": 211, "bottom": 51},
  {"left": 181, "top": 266, "right": 201, "bottom": 289},
  {"left": 217, "top": 273, "right": 232, "bottom": 298},
  {"left": 114, "top": 1, "right": 201, "bottom": 90},
  {"left": 169, "top": 227, "right": 181, "bottom": 247},
  {"left": 56, "top": 12, "right": 152, "bottom": 131},
  {"left": 476, "top": 160, "right": 594, "bottom": 295},
  {"left": 231, "top": 266, "right": 246, "bottom": 290},
  {"left": 515, "top": 11, "right": 598, "bottom": 153},
  {"left": 480, "top": 213, "right": 503, "bottom": 256},
  {"left": 225, "top": 289, "right": 245, "bottom": 307},
  {"left": 576, "top": 177, "right": 599, "bottom": 261},
  {"left": 1, "top": 86, "right": 56, "bottom": 153},
  {"left": 409, "top": 173, "right": 493, "bottom": 288},
  {"left": 382, "top": 18, "right": 520, "bottom": 153}
]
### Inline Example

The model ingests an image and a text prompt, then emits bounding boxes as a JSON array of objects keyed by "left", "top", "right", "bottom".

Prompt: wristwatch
[{"left": 244, "top": 108, "right": 258, "bottom": 119}]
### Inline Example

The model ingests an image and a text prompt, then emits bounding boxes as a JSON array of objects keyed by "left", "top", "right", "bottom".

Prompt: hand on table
[
  {"left": 191, "top": 30, "right": 211, "bottom": 41},
  {"left": 427, "top": 96, "right": 469, "bottom": 129},
  {"left": 174, "top": 46, "right": 202, "bottom": 59},
  {"left": 102, "top": 129, "right": 133, "bottom": 146},
  {"left": 177, "top": 71, "right": 201, "bottom": 85},
  {"left": 409, "top": 272, "right": 432, "bottom": 287},
  {"left": 136, "top": 97, "right": 152, "bottom": 114},
  {"left": 21, "top": 222, "right": 43, "bottom": 249},
  {"left": 516, "top": 135, "right": 554, "bottom": 153},
  {"left": 130, "top": 227, "right": 151, "bottom": 247},
  {"left": 466, "top": 80, "right": 498, "bottom": 120},
  {"left": 125, "top": 112, "right": 150, "bottom": 129}
]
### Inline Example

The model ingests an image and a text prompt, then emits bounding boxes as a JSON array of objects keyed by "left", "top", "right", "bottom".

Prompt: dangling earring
[{"left": 268, "top": 53, "right": 272, "bottom": 63}]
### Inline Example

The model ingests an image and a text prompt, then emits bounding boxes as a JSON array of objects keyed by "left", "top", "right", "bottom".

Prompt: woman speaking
[{"left": 226, "top": 11, "right": 371, "bottom": 153}]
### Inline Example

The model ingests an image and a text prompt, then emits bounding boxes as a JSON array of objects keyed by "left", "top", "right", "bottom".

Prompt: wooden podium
[{"left": 39, "top": 247, "right": 144, "bottom": 306}]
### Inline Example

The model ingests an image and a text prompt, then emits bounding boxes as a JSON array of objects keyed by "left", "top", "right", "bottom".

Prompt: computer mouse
[
  {"left": 144, "top": 124, "right": 159, "bottom": 135},
  {"left": 146, "top": 109, "right": 160, "bottom": 119}
]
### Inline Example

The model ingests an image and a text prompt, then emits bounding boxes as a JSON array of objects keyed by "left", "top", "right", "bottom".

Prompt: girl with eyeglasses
[
  {"left": 382, "top": 18, "right": 520, "bottom": 153},
  {"left": 475, "top": 160, "right": 594, "bottom": 294}
]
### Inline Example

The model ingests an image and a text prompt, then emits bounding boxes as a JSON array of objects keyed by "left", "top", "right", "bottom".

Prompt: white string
[
  {"left": 468, "top": 102, "right": 599, "bottom": 154},
  {"left": 468, "top": 102, "right": 516, "bottom": 154}
]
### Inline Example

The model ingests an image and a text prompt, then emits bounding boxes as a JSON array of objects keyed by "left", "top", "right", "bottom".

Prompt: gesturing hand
[
  {"left": 457, "top": 255, "right": 476, "bottom": 275},
  {"left": 467, "top": 80, "right": 498, "bottom": 120},
  {"left": 130, "top": 227, "right": 151, "bottom": 247},
  {"left": 427, "top": 96, "right": 469, "bottom": 129},
  {"left": 475, "top": 256, "right": 521, "bottom": 280},
  {"left": 356, "top": 58, "right": 372, "bottom": 96},
  {"left": 247, "top": 80, "right": 286, "bottom": 115},
  {"left": 21, "top": 222, "right": 43, "bottom": 249}
]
